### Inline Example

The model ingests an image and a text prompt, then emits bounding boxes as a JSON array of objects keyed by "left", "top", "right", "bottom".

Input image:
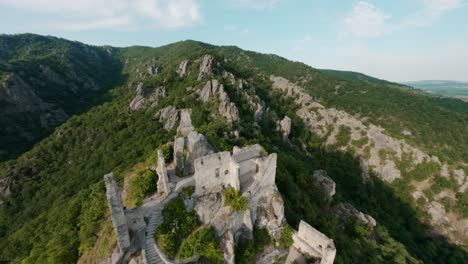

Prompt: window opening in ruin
[
  {"left": 215, "top": 168, "right": 220, "bottom": 177},
  {"left": 224, "top": 169, "right": 229, "bottom": 175}
]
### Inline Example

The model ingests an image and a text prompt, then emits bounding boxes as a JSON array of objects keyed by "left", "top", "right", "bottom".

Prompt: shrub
[
  {"left": 178, "top": 227, "right": 223, "bottom": 264},
  {"left": 409, "top": 161, "right": 440, "bottom": 181},
  {"left": 155, "top": 197, "right": 200, "bottom": 258},
  {"left": 161, "top": 143, "right": 173, "bottom": 162},
  {"left": 223, "top": 187, "right": 248, "bottom": 211},
  {"left": 279, "top": 224, "right": 294, "bottom": 249},
  {"left": 235, "top": 228, "right": 272, "bottom": 264},
  {"left": 127, "top": 169, "right": 157, "bottom": 207},
  {"left": 334, "top": 125, "right": 351, "bottom": 148}
]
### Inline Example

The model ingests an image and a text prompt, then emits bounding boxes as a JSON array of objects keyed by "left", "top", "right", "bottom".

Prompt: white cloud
[
  {"left": 0, "top": 0, "right": 201, "bottom": 30},
  {"left": 342, "top": 1, "right": 390, "bottom": 38},
  {"left": 342, "top": 0, "right": 467, "bottom": 38},
  {"left": 230, "top": 0, "right": 281, "bottom": 10}
]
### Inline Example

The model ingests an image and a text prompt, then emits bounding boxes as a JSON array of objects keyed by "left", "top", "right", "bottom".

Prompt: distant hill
[
  {"left": 404, "top": 80, "right": 468, "bottom": 100},
  {"left": 320, "top": 69, "right": 404, "bottom": 87}
]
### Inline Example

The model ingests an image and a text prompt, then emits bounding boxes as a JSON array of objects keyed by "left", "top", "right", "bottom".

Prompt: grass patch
[
  {"left": 178, "top": 227, "right": 223, "bottom": 263},
  {"left": 223, "top": 187, "right": 248, "bottom": 212},
  {"left": 126, "top": 169, "right": 157, "bottom": 207}
]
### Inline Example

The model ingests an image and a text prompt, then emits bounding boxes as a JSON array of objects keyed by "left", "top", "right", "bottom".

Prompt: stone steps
[{"left": 145, "top": 201, "right": 166, "bottom": 264}]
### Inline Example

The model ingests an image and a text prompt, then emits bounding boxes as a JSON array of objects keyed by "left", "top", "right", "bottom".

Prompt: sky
[{"left": 1, "top": 0, "right": 467, "bottom": 82}]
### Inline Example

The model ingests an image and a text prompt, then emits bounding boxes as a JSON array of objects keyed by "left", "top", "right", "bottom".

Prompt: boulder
[
  {"left": 129, "top": 83, "right": 165, "bottom": 110},
  {"left": 279, "top": 116, "right": 292, "bottom": 140},
  {"left": 221, "top": 231, "right": 235, "bottom": 264},
  {"left": 330, "top": 203, "right": 377, "bottom": 227},
  {"left": 312, "top": 170, "right": 336, "bottom": 201}
]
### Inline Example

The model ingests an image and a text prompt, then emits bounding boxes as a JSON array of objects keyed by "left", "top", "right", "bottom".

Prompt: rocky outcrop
[
  {"left": 156, "top": 150, "right": 170, "bottom": 196},
  {"left": 129, "top": 83, "right": 166, "bottom": 110},
  {"left": 155, "top": 106, "right": 180, "bottom": 130},
  {"left": 199, "top": 80, "right": 240, "bottom": 124},
  {"left": 278, "top": 116, "right": 292, "bottom": 140},
  {"left": 330, "top": 203, "right": 377, "bottom": 227},
  {"left": 176, "top": 60, "right": 191, "bottom": 77},
  {"left": 155, "top": 106, "right": 194, "bottom": 135},
  {"left": 177, "top": 109, "right": 195, "bottom": 137},
  {"left": 270, "top": 75, "right": 467, "bottom": 243},
  {"left": 0, "top": 176, "right": 12, "bottom": 202},
  {"left": 197, "top": 55, "right": 214, "bottom": 80},
  {"left": 312, "top": 170, "right": 336, "bottom": 201}
]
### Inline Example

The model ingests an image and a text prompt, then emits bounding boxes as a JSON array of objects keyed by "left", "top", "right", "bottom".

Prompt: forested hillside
[{"left": 0, "top": 35, "right": 467, "bottom": 263}]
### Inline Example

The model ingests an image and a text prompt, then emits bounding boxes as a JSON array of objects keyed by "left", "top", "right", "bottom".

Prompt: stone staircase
[{"left": 145, "top": 202, "right": 164, "bottom": 264}]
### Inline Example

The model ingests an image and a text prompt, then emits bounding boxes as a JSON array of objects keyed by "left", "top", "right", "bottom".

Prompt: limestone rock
[
  {"left": 147, "top": 65, "right": 161, "bottom": 76},
  {"left": 177, "top": 109, "right": 194, "bottom": 137},
  {"left": 199, "top": 79, "right": 221, "bottom": 102},
  {"left": 156, "top": 150, "right": 170, "bottom": 195},
  {"left": 221, "top": 231, "right": 235, "bottom": 264},
  {"left": 330, "top": 203, "right": 377, "bottom": 227},
  {"left": 0, "top": 176, "right": 12, "bottom": 201},
  {"left": 312, "top": 170, "right": 336, "bottom": 201},
  {"left": 155, "top": 106, "right": 179, "bottom": 130},
  {"left": 279, "top": 116, "right": 292, "bottom": 140},
  {"left": 197, "top": 54, "right": 214, "bottom": 80},
  {"left": 381, "top": 160, "right": 401, "bottom": 183},
  {"left": 428, "top": 201, "right": 448, "bottom": 226},
  {"left": 219, "top": 100, "right": 240, "bottom": 124},
  {"left": 176, "top": 60, "right": 191, "bottom": 77},
  {"left": 129, "top": 83, "right": 165, "bottom": 110}
]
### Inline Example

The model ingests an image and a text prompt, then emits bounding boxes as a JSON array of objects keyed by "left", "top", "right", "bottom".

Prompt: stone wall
[
  {"left": 103, "top": 173, "right": 131, "bottom": 254},
  {"left": 193, "top": 151, "right": 239, "bottom": 195}
]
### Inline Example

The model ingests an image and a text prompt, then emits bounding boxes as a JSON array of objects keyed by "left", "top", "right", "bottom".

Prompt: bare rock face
[
  {"left": 256, "top": 193, "right": 286, "bottom": 239},
  {"left": 199, "top": 79, "right": 221, "bottom": 102},
  {"left": 381, "top": 160, "right": 401, "bottom": 183},
  {"left": 147, "top": 65, "right": 161, "bottom": 76},
  {"left": 197, "top": 54, "right": 214, "bottom": 80},
  {"left": 177, "top": 109, "right": 195, "bottom": 137},
  {"left": 330, "top": 203, "right": 377, "bottom": 227},
  {"left": 312, "top": 170, "right": 336, "bottom": 201},
  {"left": 199, "top": 79, "right": 240, "bottom": 124},
  {"left": 155, "top": 106, "right": 180, "bottom": 130},
  {"left": 129, "top": 83, "right": 166, "bottom": 110},
  {"left": 428, "top": 201, "right": 449, "bottom": 226},
  {"left": 279, "top": 116, "right": 292, "bottom": 140},
  {"left": 176, "top": 60, "right": 191, "bottom": 77}
]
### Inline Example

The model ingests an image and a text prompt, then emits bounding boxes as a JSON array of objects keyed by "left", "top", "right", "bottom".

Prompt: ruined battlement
[{"left": 193, "top": 144, "right": 274, "bottom": 196}]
